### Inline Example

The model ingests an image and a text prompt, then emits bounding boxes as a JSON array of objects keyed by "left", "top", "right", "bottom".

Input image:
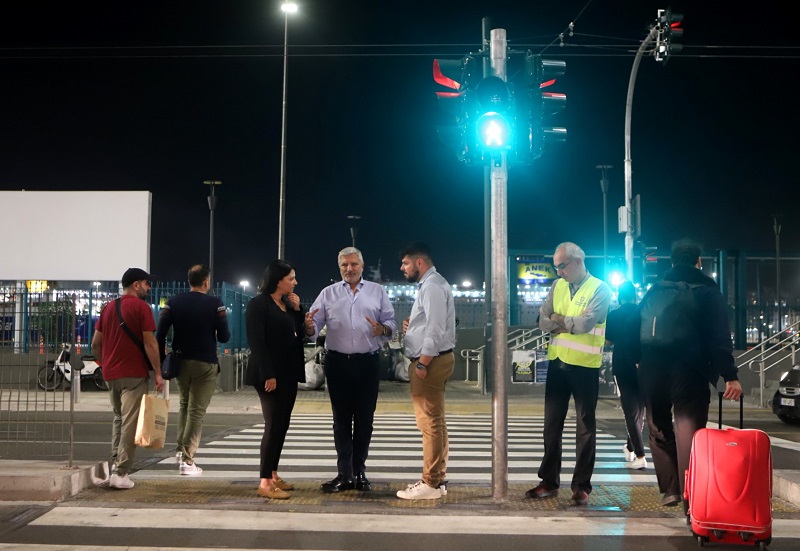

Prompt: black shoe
[
  {"left": 321, "top": 474, "right": 354, "bottom": 493},
  {"left": 662, "top": 493, "right": 682, "bottom": 507},
  {"left": 354, "top": 472, "right": 371, "bottom": 491},
  {"left": 525, "top": 482, "right": 558, "bottom": 499}
]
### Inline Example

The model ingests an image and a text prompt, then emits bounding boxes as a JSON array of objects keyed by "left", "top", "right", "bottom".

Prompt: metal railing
[
  {"left": 736, "top": 319, "right": 800, "bottom": 408},
  {"left": 461, "top": 328, "right": 548, "bottom": 388}
]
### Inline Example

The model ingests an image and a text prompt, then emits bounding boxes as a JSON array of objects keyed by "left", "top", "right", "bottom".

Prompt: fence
[{"left": 0, "top": 281, "right": 252, "bottom": 461}]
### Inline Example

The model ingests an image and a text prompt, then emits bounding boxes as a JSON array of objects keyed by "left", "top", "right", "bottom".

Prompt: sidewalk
[{"left": 2, "top": 380, "right": 799, "bottom": 512}]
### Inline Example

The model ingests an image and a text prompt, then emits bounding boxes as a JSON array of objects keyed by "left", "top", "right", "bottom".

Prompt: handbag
[
  {"left": 134, "top": 391, "right": 169, "bottom": 449},
  {"left": 161, "top": 350, "right": 182, "bottom": 380}
]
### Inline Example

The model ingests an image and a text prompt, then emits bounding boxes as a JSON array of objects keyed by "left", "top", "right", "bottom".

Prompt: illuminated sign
[
  {"left": 517, "top": 261, "right": 557, "bottom": 283},
  {"left": 26, "top": 280, "right": 49, "bottom": 293}
]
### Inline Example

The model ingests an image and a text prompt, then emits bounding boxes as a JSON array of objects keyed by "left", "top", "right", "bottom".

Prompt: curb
[{"left": 0, "top": 460, "right": 109, "bottom": 502}]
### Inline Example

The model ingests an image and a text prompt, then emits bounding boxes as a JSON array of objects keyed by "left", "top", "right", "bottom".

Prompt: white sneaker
[
  {"left": 109, "top": 473, "right": 134, "bottom": 489},
  {"left": 180, "top": 462, "right": 203, "bottom": 476},
  {"left": 622, "top": 445, "right": 635, "bottom": 462},
  {"left": 176, "top": 451, "right": 183, "bottom": 465},
  {"left": 397, "top": 480, "right": 442, "bottom": 500},
  {"left": 625, "top": 456, "right": 648, "bottom": 470}
]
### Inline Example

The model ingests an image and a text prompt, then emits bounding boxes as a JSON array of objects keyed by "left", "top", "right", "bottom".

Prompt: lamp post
[
  {"left": 277, "top": 1, "right": 298, "bottom": 259},
  {"left": 347, "top": 215, "right": 361, "bottom": 248},
  {"left": 774, "top": 215, "right": 782, "bottom": 333},
  {"left": 596, "top": 164, "right": 613, "bottom": 281},
  {"left": 204, "top": 180, "right": 222, "bottom": 291},
  {"left": 238, "top": 280, "right": 249, "bottom": 350}
]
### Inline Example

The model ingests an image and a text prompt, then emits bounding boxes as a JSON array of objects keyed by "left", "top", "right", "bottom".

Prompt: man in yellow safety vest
[{"left": 526, "top": 242, "right": 611, "bottom": 506}]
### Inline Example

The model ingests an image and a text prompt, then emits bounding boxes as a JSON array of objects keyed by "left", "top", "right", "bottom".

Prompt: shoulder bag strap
[{"left": 115, "top": 298, "right": 152, "bottom": 368}]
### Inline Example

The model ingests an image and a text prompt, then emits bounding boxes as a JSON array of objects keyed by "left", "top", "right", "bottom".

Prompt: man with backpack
[{"left": 637, "top": 239, "right": 742, "bottom": 508}]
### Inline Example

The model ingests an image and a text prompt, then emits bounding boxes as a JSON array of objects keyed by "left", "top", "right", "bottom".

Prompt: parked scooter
[{"left": 37, "top": 343, "right": 107, "bottom": 391}]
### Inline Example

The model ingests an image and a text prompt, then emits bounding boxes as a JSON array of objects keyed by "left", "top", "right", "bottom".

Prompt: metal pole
[
  {"left": 347, "top": 215, "right": 361, "bottom": 248},
  {"left": 278, "top": 11, "right": 290, "bottom": 259},
  {"left": 774, "top": 215, "right": 782, "bottom": 333},
  {"left": 482, "top": 17, "right": 492, "bottom": 397},
  {"left": 624, "top": 27, "right": 657, "bottom": 282},
  {"left": 489, "top": 27, "right": 509, "bottom": 502},
  {"left": 204, "top": 180, "right": 221, "bottom": 291},
  {"left": 596, "top": 165, "right": 613, "bottom": 280}
]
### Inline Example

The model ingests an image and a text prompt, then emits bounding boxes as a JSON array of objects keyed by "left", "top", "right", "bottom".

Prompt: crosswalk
[{"left": 144, "top": 414, "right": 657, "bottom": 484}]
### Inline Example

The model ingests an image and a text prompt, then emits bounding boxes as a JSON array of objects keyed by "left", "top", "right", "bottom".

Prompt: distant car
[{"left": 772, "top": 366, "right": 800, "bottom": 425}]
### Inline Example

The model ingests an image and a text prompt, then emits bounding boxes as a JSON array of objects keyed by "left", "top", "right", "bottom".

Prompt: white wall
[{"left": 0, "top": 191, "right": 151, "bottom": 281}]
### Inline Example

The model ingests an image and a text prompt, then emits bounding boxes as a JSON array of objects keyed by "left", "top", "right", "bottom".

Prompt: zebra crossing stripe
[{"left": 29, "top": 507, "right": 698, "bottom": 536}]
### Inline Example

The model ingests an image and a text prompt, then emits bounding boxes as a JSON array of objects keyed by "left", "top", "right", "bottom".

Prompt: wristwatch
[{"left": 416, "top": 362, "right": 428, "bottom": 371}]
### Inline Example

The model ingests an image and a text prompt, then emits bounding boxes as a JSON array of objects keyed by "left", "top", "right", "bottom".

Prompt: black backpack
[{"left": 639, "top": 281, "right": 702, "bottom": 348}]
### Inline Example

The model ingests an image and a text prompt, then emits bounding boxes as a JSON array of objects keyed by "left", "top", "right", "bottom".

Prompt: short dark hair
[
  {"left": 671, "top": 239, "right": 702, "bottom": 267},
  {"left": 258, "top": 259, "right": 295, "bottom": 295},
  {"left": 187, "top": 264, "right": 210, "bottom": 287},
  {"left": 399, "top": 241, "right": 432, "bottom": 263},
  {"left": 618, "top": 281, "right": 636, "bottom": 303}
]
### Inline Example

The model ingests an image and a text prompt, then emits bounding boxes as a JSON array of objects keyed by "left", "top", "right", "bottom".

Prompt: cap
[{"left": 121, "top": 268, "right": 153, "bottom": 287}]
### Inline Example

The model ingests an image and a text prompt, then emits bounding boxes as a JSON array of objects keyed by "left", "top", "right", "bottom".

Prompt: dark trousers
[
  {"left": 615, "top": 372, "right": 646, "bottom": 458},
  {"left": 255, "top": 381, "right": 298, "bottom": 479},
  {"left": 324, "top": 351, "right": 381, "bottom": 478},
  {"left": 538, "top": 358, "right": 599, "bottom": 493},
  {"left": 638, "top": 356, "right": 710, "bottom": 497}
]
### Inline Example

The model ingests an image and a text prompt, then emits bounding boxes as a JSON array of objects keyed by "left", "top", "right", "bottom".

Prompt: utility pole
[
  {"left": 488, "top": 27, "right": 509, "bottom": 503},
  {"left": 596, "top": 165, "right": 613, "bottom": 280}
]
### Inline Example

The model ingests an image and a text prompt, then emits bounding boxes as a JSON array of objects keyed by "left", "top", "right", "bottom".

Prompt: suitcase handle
[{"left": 717, "top": 390, "right": 743, "bottom": 429}]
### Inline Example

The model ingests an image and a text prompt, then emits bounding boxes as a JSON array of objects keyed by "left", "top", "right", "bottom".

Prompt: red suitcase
[{"left": 685, "top": 393, "right": 772, "bottom": 549}]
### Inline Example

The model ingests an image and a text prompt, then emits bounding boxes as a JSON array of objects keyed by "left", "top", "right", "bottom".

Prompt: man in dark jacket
[
  {"left": 156, "top": 264, "right": 230, "bottom": 476},
  {"left": 605, "top": 281, "right": 647, "bottom": 470},
  {"left": 638, "top": 239, "right": 742, "bottom": 508}
]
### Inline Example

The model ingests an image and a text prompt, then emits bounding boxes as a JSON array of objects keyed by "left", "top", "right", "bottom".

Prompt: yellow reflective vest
[{"left": 546, "top": 276, "right": 606, "bottom": 368}]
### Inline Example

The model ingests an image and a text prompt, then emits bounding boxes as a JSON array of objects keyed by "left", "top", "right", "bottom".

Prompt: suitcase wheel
[
  {"left": 738, "top": 532, "right": 751, "bottom": 542},
  {"left": 697, "top": 536, "right": 705, "bottom": 547},
  {"left": 713, "top": 530, "right": 725, "bottom": 540},
  {"left": 758, "top": 542, "right": 767, "bottom": 551}
]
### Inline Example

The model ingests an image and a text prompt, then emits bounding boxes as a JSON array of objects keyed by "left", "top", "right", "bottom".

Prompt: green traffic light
[{"left": 476, "top": 112, "right": 512, "bottom": 150}]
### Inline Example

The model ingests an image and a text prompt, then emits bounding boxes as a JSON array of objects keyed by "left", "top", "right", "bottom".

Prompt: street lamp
[
  {"left": 204, "top": 180, "right": 222, "bottom": 291},
  {"left": 774, "top": 214, "right": 782, "bottom": 333},
  {"left": 277, "top": 2, "right": 298, "bottom": 260},
  {"left": 236, "top": 280, "right": 250, "bottom": 351},
  {"left": 347, "top": 215, "right": 361, "bottom": 247},
  {"left": 596, "top": 164, "right": 613, "bottom": 281}
]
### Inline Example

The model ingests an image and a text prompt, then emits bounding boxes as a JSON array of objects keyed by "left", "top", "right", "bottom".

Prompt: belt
[
  {"left": 409, "top": 349, "right": 454, "bottom": 360},
  {"left": 327, "top": 350, "right": 379, "bottom": 360}
]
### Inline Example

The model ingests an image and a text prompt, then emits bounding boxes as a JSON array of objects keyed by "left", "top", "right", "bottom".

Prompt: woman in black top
[{"left": 245, "top": 259, "right": 313, "bottom": 499}]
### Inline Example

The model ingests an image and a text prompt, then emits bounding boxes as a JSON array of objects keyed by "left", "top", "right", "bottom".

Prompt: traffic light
[
  {"left": 654, "top": 9, "right": 684, "bottom": 62},
  {"left": 643, "top": 245, "right": 659, "bottom": 284},
  {"left": 432, "top": 57, "right": 471, "bottom": 162},
  {"left": 474, "top": 76, "right": 513, "bottom": 153},
  {"left": 519, "top": 54, "right": 567, "bottom": 163}
]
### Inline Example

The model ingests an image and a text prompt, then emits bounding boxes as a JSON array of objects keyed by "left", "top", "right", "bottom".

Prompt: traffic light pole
[
  {"left": 624, "top": 26, "right": 657, "bottom": 282},
  {"left": 488, "top": 27, "right": 509, "bottom": 502}
]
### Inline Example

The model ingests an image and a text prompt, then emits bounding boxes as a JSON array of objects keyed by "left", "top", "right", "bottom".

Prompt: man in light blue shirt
[
  {"left": 397, "top": 241, "right": 456, "bottom": 500},
  {"left": 307, "top": 247, "right": 396, "bottom": 493}
]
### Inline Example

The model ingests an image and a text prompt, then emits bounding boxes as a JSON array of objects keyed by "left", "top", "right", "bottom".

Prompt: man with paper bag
[{"left": 92, "top": 268, "right": 164, "bottom": 489}]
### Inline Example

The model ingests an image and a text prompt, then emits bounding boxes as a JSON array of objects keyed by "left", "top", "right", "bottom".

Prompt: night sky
[{"left": 1, "top": 1, "right": 797, "bottom": 297}]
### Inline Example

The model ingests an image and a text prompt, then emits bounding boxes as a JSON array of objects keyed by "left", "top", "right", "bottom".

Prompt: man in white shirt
[{"left": 397, "top": 241, "right": 456, "bottom": 500}]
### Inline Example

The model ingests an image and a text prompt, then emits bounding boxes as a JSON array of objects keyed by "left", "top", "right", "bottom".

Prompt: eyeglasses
[{"left": 554, "top": 260, "right": 573, "bottom": 271}]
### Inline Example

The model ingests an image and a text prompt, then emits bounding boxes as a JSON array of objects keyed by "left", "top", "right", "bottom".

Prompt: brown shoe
[
  {"left": 525, "top": 482, "right": 558, "bottom": 499},
  {"left": 257, "top": 486, "right": 290, "bottom": 500},
  {"left": 273, "top": 476, "right": 294, "bottom": 491},
  {"left": 570, "top": 489, "right": 589, "bottom": 506}
]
